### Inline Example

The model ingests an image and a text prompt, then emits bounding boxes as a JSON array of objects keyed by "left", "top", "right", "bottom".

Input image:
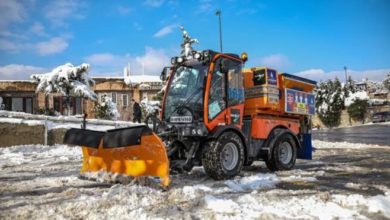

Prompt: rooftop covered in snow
[{"left": 93, "top": 75, "right": 161, "bottom": 84}]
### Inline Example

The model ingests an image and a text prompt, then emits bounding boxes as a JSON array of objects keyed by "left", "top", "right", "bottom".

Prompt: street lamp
[
  {"left": 344, "top": 66, "right": 348, "bottom": 84},
  {"left": 215, "top": 10, "right": 223, "bottom": 53}
]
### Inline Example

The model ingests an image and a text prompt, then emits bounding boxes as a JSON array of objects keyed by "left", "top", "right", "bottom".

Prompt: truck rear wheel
[
  {"left": 265, "top": 132, "right": 297, "bottom": 171},
  {"left": 202, "top": 131, "right": 244, "bottom": 180}
]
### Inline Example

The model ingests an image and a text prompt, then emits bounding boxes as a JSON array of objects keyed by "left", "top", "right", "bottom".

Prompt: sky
[{"left": 0, "top": 0, "right": 389, "bottom": 82}]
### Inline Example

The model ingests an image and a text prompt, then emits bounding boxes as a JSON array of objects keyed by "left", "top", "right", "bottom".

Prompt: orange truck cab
[{"left": 159, "top": 50, "right": 316, "bottom": 180}]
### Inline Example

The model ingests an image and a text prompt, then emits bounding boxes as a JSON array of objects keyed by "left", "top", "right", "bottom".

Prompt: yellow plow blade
[{"left": 64, "top": 126, "right": 170, "bottom": 186}]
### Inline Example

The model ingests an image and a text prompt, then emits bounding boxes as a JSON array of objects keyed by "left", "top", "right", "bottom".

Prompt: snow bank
[
  {"left": 0, "top": 110, "right": 134, "bottom": 130},
  {"left": 0, "top": 144, "right": 81, "bottom": 168},
  {"left": 313, "top": 140, "right": 388, "bottom": 149},
  {"left": 367, "top": 195, "right": 390, "bottom": 218},
  {"left": 204, "top": 195, "right": 240, "bottom": 213},
  {"left": 224, "top": 174, "right": 278, "bottom": 192}
]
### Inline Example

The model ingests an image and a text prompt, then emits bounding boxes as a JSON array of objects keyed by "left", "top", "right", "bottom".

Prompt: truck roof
[{"left": 280, "top": 73, "right": 317, "bottom": 86}]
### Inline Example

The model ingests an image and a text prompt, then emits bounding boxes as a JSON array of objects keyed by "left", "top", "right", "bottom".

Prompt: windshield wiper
[{"left": 167, "top": 86, "right": 202, "bottom": 121}]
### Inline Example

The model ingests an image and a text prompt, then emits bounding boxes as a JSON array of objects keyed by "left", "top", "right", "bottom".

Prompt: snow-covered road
[{"left": 1, "top": 141, "right": 389, "bottom": 219}]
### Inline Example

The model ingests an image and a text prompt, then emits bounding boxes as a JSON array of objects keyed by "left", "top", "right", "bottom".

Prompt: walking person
[{"left": 132, "top": 98, "right": 142, "bottom": 123}]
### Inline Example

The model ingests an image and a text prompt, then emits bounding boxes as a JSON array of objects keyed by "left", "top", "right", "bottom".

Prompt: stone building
[
  {"left": 0, "top": 80, "right": 37, "bottom": 113},
  {"left": 0, "top": 75, "right": 162, "bottom": 121}
]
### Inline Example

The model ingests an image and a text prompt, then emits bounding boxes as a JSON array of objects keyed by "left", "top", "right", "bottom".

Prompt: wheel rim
[
  {"left": 221, "top": 143, "right": 239, "bottom": 171},
  {"left": 279, "top": 142, "right": 293, "bottom": 164}
]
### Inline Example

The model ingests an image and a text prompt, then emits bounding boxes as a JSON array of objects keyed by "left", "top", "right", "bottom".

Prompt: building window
[
  {"left": 123, "top": 94, "right": 128, "bottom": 107},
  {"left": 111, "top": 92, "right": 117, "bottom": 103},
  {"left": 11, "top": 98, "right": 23, "bottom": 112},
  {"left": 26, "top": 98, "right": 32, "bottom": 113},
  {"left": 53, "top": 96, "right": 82, "bottom": 115}
]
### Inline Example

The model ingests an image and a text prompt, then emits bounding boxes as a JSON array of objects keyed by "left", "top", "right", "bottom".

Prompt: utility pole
[
  {"left": 344, "top": 66, "right": 348, "bottom": 84},
  {"left": 215, "top": 10, "right": 223, "bottom": 53}
]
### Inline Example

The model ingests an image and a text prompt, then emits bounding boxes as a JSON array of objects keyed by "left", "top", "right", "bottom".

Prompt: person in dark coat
[{"left": 132, "top": 98, "right": 142, "bottom": 123}]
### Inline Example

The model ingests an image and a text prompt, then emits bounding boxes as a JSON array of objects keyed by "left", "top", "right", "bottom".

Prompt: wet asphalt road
[{"left": 312, "top": 123, "right": 390, "bottom": 146}]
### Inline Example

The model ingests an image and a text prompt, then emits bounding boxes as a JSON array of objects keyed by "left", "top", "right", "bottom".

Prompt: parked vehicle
[{"left": 372, "top": 111, "right": 390, "bottom": 123}]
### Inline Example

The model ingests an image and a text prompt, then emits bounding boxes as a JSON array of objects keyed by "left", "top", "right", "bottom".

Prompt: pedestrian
[{"left": 132, "top": 98, "right": 142, "bottom": 123}]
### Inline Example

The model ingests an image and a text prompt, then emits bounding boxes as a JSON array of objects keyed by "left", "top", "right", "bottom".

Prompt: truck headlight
[{"left": 194, "top": 52, "right": 201, "bottom": 59}]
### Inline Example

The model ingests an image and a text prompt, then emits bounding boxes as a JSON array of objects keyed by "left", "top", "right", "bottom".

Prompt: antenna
[{"left": 215, "top": 9, "right": 223, "bottom": 53}]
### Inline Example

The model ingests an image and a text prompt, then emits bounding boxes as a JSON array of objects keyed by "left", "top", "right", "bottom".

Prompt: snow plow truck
[{"left": 64, "top": 50, "right": 316, "bottom": 187}]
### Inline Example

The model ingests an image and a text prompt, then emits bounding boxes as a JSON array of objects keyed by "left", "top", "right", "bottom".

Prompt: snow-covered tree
[
  {"left": 344, "top": 75, "right": 357, "bottom": 97},
  {"left": 31, "top": 63, "right": 97, "bottom": 116},
  {"left": 343, "top": 77, "right": 368, "bottom": 125},
  {"left": 315, "top": 78, "right": 345, "bottom": 128},
  {"left": 347, "top": 99, "right": 369, "bottom": 124},
  {"left": 383, "top": 73, "right": 390, "bottom": 91},
  {"left": 94, "top": 95, "right": 120, "bottom": 120},
  {"left": 141, "top": 97, "right": 160, "bottom": 115}
]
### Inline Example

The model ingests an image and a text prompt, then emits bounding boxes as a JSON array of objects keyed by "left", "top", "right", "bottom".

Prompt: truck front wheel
[
  {"left": 202, "top": 131, "right": 244, "bottom": 180},
  {"left": 265, "top": 132, "right": 297, "bottom": 171}
]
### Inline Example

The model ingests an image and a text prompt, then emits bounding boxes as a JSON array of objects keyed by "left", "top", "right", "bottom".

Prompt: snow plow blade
[{"left": 63, "top": 125, "right": 170, "bottom": 186}]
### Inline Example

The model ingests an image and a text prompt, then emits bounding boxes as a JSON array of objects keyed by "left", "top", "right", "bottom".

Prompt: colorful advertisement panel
[
  {"left": 285, "top": 89, "right": 315, "bottom": 115},
  {"left": 267, "top": 69, "right": 277, "bottom": 85}
]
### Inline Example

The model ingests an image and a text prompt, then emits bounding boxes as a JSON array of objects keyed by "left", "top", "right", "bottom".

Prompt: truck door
[
  {"left": 206, "top": 57, "right": 244, "bottom": 130},
  {"left": 225, "top": 59, "right": 245, "bottom": 129}
]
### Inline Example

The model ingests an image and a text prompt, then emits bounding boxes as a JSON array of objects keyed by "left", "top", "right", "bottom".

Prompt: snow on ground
[
  {"left": 313, "top": 140, "right": 389, "bottom": 149},
  {"left": 1, "top": 141, "right": 390, "bottom": 219}
]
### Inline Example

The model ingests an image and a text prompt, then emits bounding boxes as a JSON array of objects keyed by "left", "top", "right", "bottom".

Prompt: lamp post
[
  {"left": 344, "top": 66, "right": 348, "bottom": 84},
  {"left": 215, "top": 10, "right": 223, "bottom": 53}
]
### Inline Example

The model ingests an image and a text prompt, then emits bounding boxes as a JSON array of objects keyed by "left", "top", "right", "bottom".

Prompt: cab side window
[
  {"left": 227, "top": 60, "right": 244, "bottom": 107},
  {"left": 208, "top": 59, "right": 226, "bottom": 120}
]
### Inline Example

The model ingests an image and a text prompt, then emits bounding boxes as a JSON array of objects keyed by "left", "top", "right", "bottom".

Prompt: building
[
  {"left": 355, "top": 82, "right": 367, "bottom": 91},
  {"left": 87, "top": 76, "right": 162, "bottom": 120},
  {"left": 0, "top": 75, "right": 163, "bottom": 121},
  {"left": 0, "top": 80, "right": 37, "bottom": 113}
]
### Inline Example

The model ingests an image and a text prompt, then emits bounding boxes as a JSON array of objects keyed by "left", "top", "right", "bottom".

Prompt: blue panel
[
  {"left": 267, "top": 69, "right": 277, "bottom": 85},
  {"left": 297, "top": 134, "right": 312, "bottom": 160}
]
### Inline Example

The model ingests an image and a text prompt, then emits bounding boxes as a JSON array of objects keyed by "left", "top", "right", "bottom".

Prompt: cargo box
[
  {"left": 243, "top": 68, "right": 317, "bottom": 116},
  {"left": 243, "top": 67, "right": 281, "bottom": 115}
]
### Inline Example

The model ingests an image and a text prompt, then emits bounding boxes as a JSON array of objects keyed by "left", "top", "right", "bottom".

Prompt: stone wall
[
  {"left": 0, "top": 123, "right": 68, "bottom": 147},
  {"left": 313, "top": 105, "right": 390, "bottom": 129}
]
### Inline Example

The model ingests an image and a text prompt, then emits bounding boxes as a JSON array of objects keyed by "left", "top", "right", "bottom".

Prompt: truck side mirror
[{"left": 160, "top": 67, "right": 170, "bottom": 81}]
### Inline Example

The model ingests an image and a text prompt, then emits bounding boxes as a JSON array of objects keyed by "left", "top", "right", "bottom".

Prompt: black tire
[
  {"left": 244, "top": 160, "right": 253, "bottom": 166},
  {"left": 265, "top": 132, "right": 297, "bottom": 172},
  {"left": 202, "top": 131, "right": 245, "bottom": 180}
]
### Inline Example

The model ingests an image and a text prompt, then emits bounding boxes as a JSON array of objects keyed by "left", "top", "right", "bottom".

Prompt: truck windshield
[{"left": 164, "top": 62, "right": 208, "bottom": 121}]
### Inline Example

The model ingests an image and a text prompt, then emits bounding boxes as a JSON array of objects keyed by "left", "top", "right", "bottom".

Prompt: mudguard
[{"left": 64, "top": 125, "right": 170, "bottom": 186}]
